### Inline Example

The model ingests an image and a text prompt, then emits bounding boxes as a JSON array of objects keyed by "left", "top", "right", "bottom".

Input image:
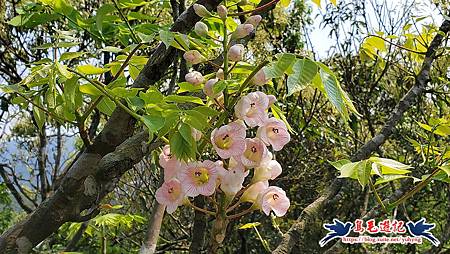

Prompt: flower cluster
[
  {"left": 156, "top": 91, "right": 291, "bottom": 217},
  {"left": 156, "top": 4, "right": 291, "bottom": 219}
]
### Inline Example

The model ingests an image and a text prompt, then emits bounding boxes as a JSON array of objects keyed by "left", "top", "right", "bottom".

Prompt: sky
[{"left": 308, "top": 0, "right": 444, "bottom": 58}]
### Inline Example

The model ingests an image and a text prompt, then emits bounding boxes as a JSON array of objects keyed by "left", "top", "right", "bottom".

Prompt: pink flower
[
  {"left": 257, "top": 186, "right": 290, "bottom": 217},
  {"left": 185, "top": 71, "right": 204, "bottom": 85},
  {"left": 257, "top": 118, "right": 290, "bottom": 151},
  {"left": 232, "top": 24, "right": 254, "bottom": 39},
  {"left": 234, "top": 91, "right": 270, "bottom": 127},
  {"left": 253, "top": 160, "right": 282, "bottom": 182},
  {"left": 245, "top": 15, "right": 262, "bottom": 27},
  {"left": 179, "top": 160, "right": 219, "bottom": 197},
  {"left": 211, "top": 121, "right": 247, "bottom": 159},
  {"left": 218, "top": 163, "right": 248, "bottom": 196},
  {"left": 156, "top": 178, "right": 185, "bottom": 214},
  {"left": 238, "top": 138, "right": 269, "bottom": 168},
  {"left": 203, "top": 78, "right": 222, "bottom": 98},
  {"left": 183, "top": 50, "right": 204, "bottom": 65},
  {"left": 217, "top": 5, "right": 227, "bottom": 20},
  {"left": 251, "top": 68, "right": 268, "bottom": 86},
  {"left": 191, "top": 128, "right": 202, "bottom": 141},
  {"left": 240, "top": 181, "right": 268, "bottom": 203},
  {"left": 228, "top": 44, "right": 245, "bottom": 62},
  {"left": 159, "top": 145, "right": 182, "bottom": 181}
]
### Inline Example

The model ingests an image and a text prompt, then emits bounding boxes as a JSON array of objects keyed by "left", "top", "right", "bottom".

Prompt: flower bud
[
  {"left": 231, "top": 24, "right": 254, "bottom": 39},
  {"left": 228, "top": 44, "right": 245, "bottom": 62},
  {"left": 191, "top": 128, "right": 202, "bottom": 141},
  {"left": 183, "top": 50, "right": 204, "bottom": 65},
  {"left": 203, "top": 78, "right": 222, "bottom": 98},
  {"left": 193, "top": 4, "right": 211, "bottom": 18},
  {"left": 217, "top": 5, "right": 227, "bottom": 20},
  {"left": 245, "top": 15, "right": 262, "bottom": 27},
  {"left": 216, "top": 69, "right": 224, "bottom": 80},
  {"left": 194, "top": 21, "right": 209, "bottom": 37},
  {"left": 268, "top": 95, "right": 277, "bottom": 106},
  {"left": 185, "top": 71, "right": 204, "bottom": 85},
  {"left": 251, "top": 68, "right": 268, "bottom": 86}
]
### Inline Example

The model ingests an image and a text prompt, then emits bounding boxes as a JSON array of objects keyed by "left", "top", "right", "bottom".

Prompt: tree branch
[{"left": 272, "top": 19, "right": 450, "bottom": 254}]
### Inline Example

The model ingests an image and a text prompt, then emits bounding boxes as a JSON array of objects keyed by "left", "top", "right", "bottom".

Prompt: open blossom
[
  {"left": 241, "top": 181, "right": 268, "bottom": 203},
  {"left": 257, "top": 186, "right": 290, "bottom": 217},
  {"left": 218, "top": 162, "right": 248, "bottom": 196},
  {"left": 156, "top": 178, "right": 185, "bottom": 214},
  {"left": 159, "top": 145, "right": 182, "bottom": 181},
  {"left": 185, "top": 71, "right": 204, "bottom": 85},
  {"left": 257, "top": 118, "right": 290, "bottom": 151},
  {"left": 211, "top": 121, "right": 246, "bottom": 159},
  {"left": 193, "top": 4, "right": 211, "bottom": 18},
  {"left": 203, "top": 78, "right": 222, "bottom": 98},
  {"left": 253, "top": 159, "right": 282, "bottom": 183},
  {"left": 231, "top": 24, "right": 254, "bottom": 39},
  {"left": 251, "top": 68, "right": 268, "bottom": 86},
  {"left": 179, "top": 160, "right": 219, "bottom": 197},
  {"left": 228, "top": 44, "right": 245, "bottom": 62},
  {"left": 195, "top": 21, "right": 209, "bottom": 37},
  {"left": 235, "top": 91, "right": 270, "bottom": 127},
  {"left": 183, "top": 50, "right": 204, "bottom": 65},
  {"left": 239, "top": 138, "right": 269, "bottom": 168}
]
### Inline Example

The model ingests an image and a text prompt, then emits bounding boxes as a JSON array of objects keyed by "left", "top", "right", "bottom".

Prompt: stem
[
  {"left": 254, "top": 226, "right": 271, "bottom": 252},
  {"left": 112, "top": 0, "right": 140, "bottom": 43},
  {"left": 228, "top": 206, "right": 256, "bottom": 220},
  {"left": 368, "top": 177, "right": 387, "bottom": 214},
  {"left": 17, "top": 93, "right": 76, "bottom": 124},
  {"left": 187, "top": 200, "right": 216, "bottom": 216},
  {"left": 80, "top": 43, "right": 143, "bottom": 122},
  {"left": 229, "top": 0, "right": 280, "bottom": 16},
  {"left": 69, "top": 68, "right": 142, "bottom": 121},
  {"left": 222, "top": 17, "right": 229, "bottom": 106},
  {"left": 388, "top": 167, "right": 442, "bottom": 209}
]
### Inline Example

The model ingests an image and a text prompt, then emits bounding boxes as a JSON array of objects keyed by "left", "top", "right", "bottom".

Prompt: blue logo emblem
[
  {"left": 406, "top": 218, "right": 440, "bottom": 247},
  {"left": 319, "top": 219, "right": 353, "bottom": 247}
]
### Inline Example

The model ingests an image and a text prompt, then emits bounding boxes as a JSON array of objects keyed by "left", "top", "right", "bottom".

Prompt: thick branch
[{"left": 272, "top": 19, "right": 450, "bottom": 254}]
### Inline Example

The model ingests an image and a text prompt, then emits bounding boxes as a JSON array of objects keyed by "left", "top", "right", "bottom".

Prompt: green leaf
[
  {"left": 60, "top": 52, "right": 85, "bottom": 61},
  {"left": 63, "top": 77, "right": 79, "bottom": 110},
  {"left": 338, "top": 161, "right": 359, "bottom": 179},
  {"left": 439, "top": 165, "right": 450, "bottom": 177},
  {"left": 159, "top": 30, "right": 175, "bottom": 49},
  {"left": 79, "top": 84, "right": 102, "bottom": 96},
  {"left": 76, "top": 65, "right": 109, "bottom": 75},
  {"left": 165, "top": 95, "right": 204, "bottom": 105},
  {"left": 191, "top": 106, "right": 219, "bottom": 117},
  {"left": 287, "top": 59, "right": 318, "bottom": 96},
  {"left": 374, "top": 175, "right": 411, "bottom": 186},
  {"left": 140, "top": 88, "right": 164, "bottom": 104},
  {"left": 33, "top": 97, "right": 46, "bottom": 131},
  {"left": 8, "top": 15, "right": 27, "bottom": 26},
  {"left": 97, "top": 97, "right": 116, "bottom": 116},
  {"left": 316, "top": 63, "right": 349, "bottom": 120},
  {"left": 177, "top": 82, "right": 202, "bottom": 93},
  {"left": 96, "top": 4, "right": 116, "bottom": 32},
  {"left": 55, "top": 62, "right": 73, "bottom": 79},
  {"left": 158, "top": 111, "right": 179, "bottom": 138},
  {"left": 141, "top": 114, "right": 165, "bottom": 133},
  {"left": 170, "top": 123, "right": 196, "bottom": 160},
  {"left": 212, "top": 80, "right": 229, "bottom": 94},
  {"left": 330, "top": 159, "right": 352, "bottom": 170},
  {"left": 369, "top": 157, "right": 411, "bottom": 170},
  {"left": 111, "top": 87, "right": 141, "bottom": 98},
  {"left": 356, "top": 160, "right": 371, "bottom": 189},
  {"left": 184, "top": 109, "right": 209, "bottom": 130},
  {"left": 366, "top": 36, "right": 386, "bottom": 52},
  {"left": 264, "top": 53, "right": 296, "bottom": 79}
]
